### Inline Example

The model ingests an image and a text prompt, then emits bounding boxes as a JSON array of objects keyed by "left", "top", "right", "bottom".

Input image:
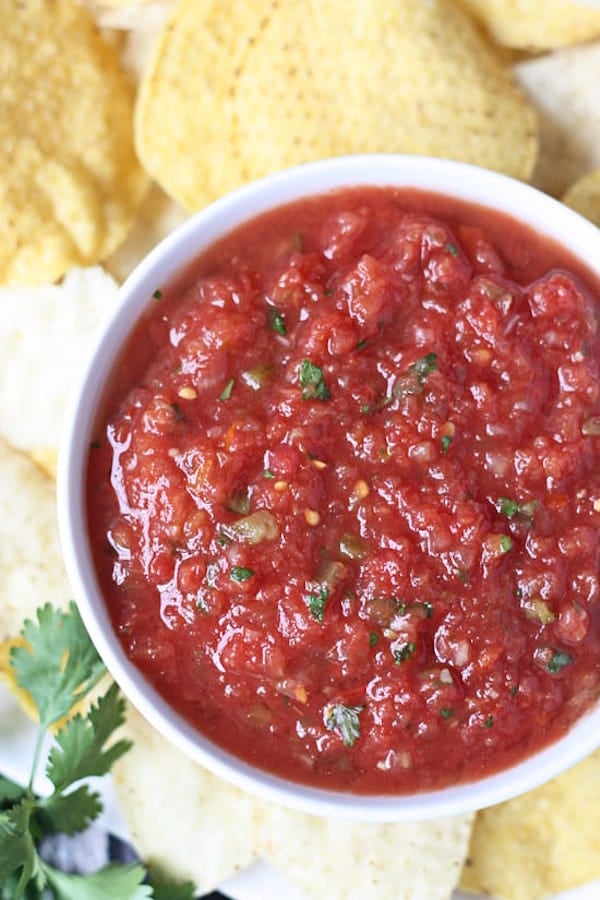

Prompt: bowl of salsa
[{"left": 58, "top": 154, "right": 600, "bottom": 821}]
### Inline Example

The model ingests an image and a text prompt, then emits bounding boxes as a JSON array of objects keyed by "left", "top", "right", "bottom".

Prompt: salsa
[{"left": 87, "top": 187, "right": 600, "bottom": 793}]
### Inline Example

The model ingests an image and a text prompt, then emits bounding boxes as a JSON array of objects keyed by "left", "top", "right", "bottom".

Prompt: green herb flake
[
  {"left": 269, "top": 307, "right": 287, "bottom": 336},
  {"left": 547, "top": 649, "right": 573, "bottom": 673},
  {"left": 499, "top": 534, "right": 513, "bottom": 553},
  {"left": 263, "top": 469, "right": 275, "bottom": 479},
  {"left": 230, "top": 566, "right": 255, "bottom": 583},
  {"left": 306, "top": 586, "right": 328, "bottom": 623},
  {"left": 440, "top": 707, "right": 455, "bottom": 720},
  {"left": 219, "top": 377, "right": 235, "bottom": 401},
  {"left": 369, "top": 631, "right": 380, "bottom": 647},
  {"left": 152, "top": 288, "right": 163, "bottom": 300},
  {"left": 445, "top": 242, "right": 459, "bottom": 257},
  {"left": 299, "top": 359, "right": 331, "bottom": 401},
  {"left": 393, "top": 641, "right": 416, "bottom": 665},
  {"left": 413, "top": 352, "right": 438, "bottom": 382},
  {"left": 497, "top": 496, "right": 518, "bottom": 517},
  {"left": 484, "top": 714, "right": 494, "bottom": 728},
  {"left": 441, "top": 434, "right": 453, "bottom": 453},
  {"left": 325, "top": 702, "right": 364, "bottom": 747}
]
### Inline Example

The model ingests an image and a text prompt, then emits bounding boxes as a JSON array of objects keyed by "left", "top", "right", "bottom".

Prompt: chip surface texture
[{"left": 0, "top": 0, "right": 147, "bottom": 285}]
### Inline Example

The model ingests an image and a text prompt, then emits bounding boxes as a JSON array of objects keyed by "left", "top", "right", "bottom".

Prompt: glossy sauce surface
[{"left": 88, "top": 187, "right": 600, "bottom": 793}]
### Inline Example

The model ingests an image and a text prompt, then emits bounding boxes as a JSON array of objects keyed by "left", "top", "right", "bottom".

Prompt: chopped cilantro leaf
[
  {"left": 393, "top": 641, "right": 416, "bottom": 664},
  {"left": 325, "top": 703, "right": 364, "bottom": 747},
  {"left": 369, "top": 631, "right": 379, "bottom": 647},
  {"left": 152, "top": 288, "right": 163, "bottom": 300},
  {"left": 306, "top": 586, "right": 328, "bottom": 623},
  {"left": 547, "top": 650, "right": 573, "bottom": 673},
  {"left": 499, "top": 534, "right": 513, "bottom": 553},
  {"left": 263, "top": 469, "right": 275, "bottom": 479},
  {"left": 496, "top": 496, "right": 519, "bottom": 517},
  {"left": 440, "top": 707, "right": 455, "bottom": 719},
  {"left": 219, "top": 377, "right": 235, "bottom": 401},
  {"left": 269, "top": 307, "right": 287, "bottom": 336},
  {"left": 441, "top": 434, "right": 453, "bottom": 453},
  {"left": 299, "top": 359, "right": 331, "bottom": 401},
  {"left": 413, "top": 352, "right": 438, "bottom": 381},
  {"left": 484, "top": 714, "right": 494, "bottom": 728},
  {"left": 230, "top": 566, "right": 255, "bottom": 582}
]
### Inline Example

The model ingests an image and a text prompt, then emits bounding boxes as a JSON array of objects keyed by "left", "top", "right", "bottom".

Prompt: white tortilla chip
[
  {"left": 112, "top": 705, "right": 267, "bottom": 893},
  {"left": 513, "top": 41, "right": 600, "bottom": 197},
  {"left": 0, "top": 438, "right": 70, "bottom": 641},
  {"left": 0, "top": 266, "right": 120, "bottom": 475},
  {"left": 113, "top": 705, "right": 473, "bottom": 898},
  {"left": 260, "top": 807, "right": 474, "bottom": 900}
]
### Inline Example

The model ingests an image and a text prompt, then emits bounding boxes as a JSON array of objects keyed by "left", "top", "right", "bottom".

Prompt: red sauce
[{"left": 87, "top": 187, "right": 600, "bottom": 793}]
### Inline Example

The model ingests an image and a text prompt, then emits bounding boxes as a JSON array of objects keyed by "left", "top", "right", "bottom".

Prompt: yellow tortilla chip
[
  {"left": 0, "top": 0, "right": 148, "bottom": 286},
  {"left": 563, "top": 168, "right": 600, "bottom": 229},
  {"left": 135, "top": 0, "right": 273, "bottom": 210},
  {"left": 513, "top": 41, "right": 600, "bottom": 198},
  {"left": 136, "top": 0, "right": 537, "bottom": 211},
  {"left": 457, "top": 0, "right": 600, "bottom": 50},
  {"left": 114, "top": 704, "right": 473, "bottom": 898},
  {"left": 461, "top": 750, "right": 600, "bottom": 899}
]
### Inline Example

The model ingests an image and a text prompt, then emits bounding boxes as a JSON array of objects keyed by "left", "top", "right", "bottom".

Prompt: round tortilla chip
[
  {"left": 136, "top": 0, "right": 537, "bottom": 211},
  {"left": 563, "top": 169, "right": 600, "bottom": 229},
  {"left": 135, "top": 0, "right": 275, "bottom": 211},
  {"left": 234, "top": 0, "right": 537, "bottom": 187},
  {"left": 0, "top": 0, "right": 148, "bottom": 286},
  {"left": 457, "top": 0, "right": 600, "bottom": 50}
]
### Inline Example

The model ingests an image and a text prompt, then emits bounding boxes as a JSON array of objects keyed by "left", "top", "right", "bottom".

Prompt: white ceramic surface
[{"left": 57, "top": 154, "right": 600, "bottom": 823}]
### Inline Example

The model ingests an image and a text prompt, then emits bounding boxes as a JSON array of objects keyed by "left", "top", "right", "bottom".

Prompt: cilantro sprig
[{"left": 0, "top": 602, "right": 195, "bottom": 900}]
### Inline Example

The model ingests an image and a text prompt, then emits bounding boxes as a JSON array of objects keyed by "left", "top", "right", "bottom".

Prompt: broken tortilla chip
[
  {"left": 0, "top": 0, "right": 148, "bottom": 286},
  {"left": 457, "top": 0, "right": 600, "bottom": 50}
]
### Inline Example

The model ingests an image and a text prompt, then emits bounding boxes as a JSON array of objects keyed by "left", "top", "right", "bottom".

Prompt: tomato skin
[{"left": 88, "top": 187, "right": 600, "bottom": 794}]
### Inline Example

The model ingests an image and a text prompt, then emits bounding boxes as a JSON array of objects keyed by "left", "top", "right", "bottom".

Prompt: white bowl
[{"left": 58, "top": 154, "right": 600, "bottom": 822}]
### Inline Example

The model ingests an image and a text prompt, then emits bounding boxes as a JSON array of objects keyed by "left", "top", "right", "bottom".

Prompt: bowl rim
[{"left": 57, "top": 153, "right": 600, "bottom": 822}]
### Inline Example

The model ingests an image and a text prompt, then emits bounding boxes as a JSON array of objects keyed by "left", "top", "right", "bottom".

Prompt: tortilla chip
[
  {"left": 0, "top": 439, "right": 70, "bottom": 643},
  {"left": 260, "top": 807, "right": 474, "bottom": 900},
  {"left": 513, "top": 41, "right": 600, "bottom": 197},
  {"left": 457, "top": 0, "right": 600, "bottom": 50},
  {"left": 234, "top": 0, "right": 537, "bottom": 188},
  {"left": 112, "top": 704, "right": 267, "bottom": 894},
  {"left": 113, "top": 704, "right": 473, "bottom": 898},
  {"left": 136, "top": 0, "right": 537, "bottom": 211},
  {"left": 460, "top": 750, "right": 600, "bottom": 899},
  {"left": 0, "top": 267, "right": 120, "bottom": 475},
  {"left": 563, "top": 168, "right": 600, "bottom": 229},
  {"left": 104, "top": 184, "right": 188, "bottom": 284},
  {"left": 0, "top": 0, "right": 147, "bottom": 286}
]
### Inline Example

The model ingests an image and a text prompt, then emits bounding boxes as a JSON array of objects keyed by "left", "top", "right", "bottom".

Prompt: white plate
[{"left": 2, "top": 683, "right": 598, "bottom": 900}]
